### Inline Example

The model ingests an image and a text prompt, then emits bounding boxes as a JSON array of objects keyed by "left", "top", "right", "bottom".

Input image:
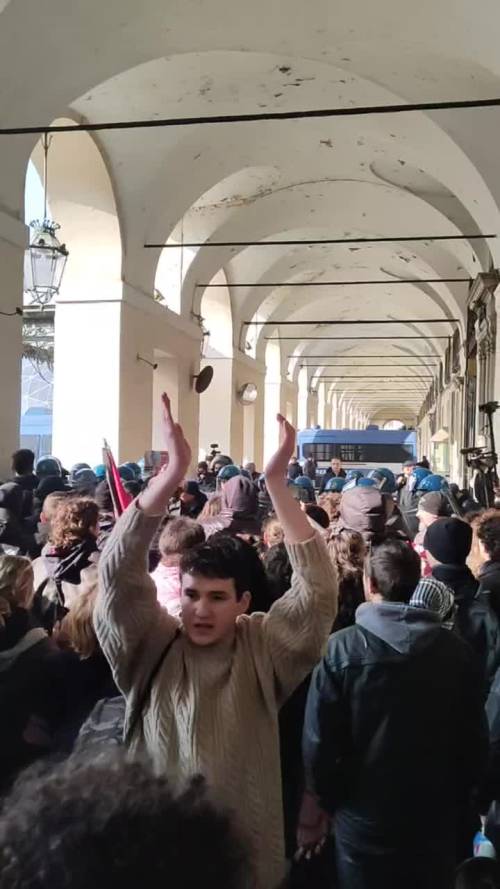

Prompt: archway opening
[
  {"left": 154, "top": 222, "right": 198, "bottom": 315},
  {"left": 383, "top": 419, "right": 406, "bottom": 431}
]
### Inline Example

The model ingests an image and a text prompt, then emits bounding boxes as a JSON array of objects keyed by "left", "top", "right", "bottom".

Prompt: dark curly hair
[
  {"left": 181, "top": 533, "right": 273, "bottom": 612},
  {"left": 477, "top": 511, "right": 500, "bottom": 562},
  {"left": 0, "top": 754, "right": 250, "bottom": 889},
  {"left": 303, "top": 504, "right": 330, "bottom": 530},
  {"left": 263, "top": 543, "right": 292, "bottom": 601}
]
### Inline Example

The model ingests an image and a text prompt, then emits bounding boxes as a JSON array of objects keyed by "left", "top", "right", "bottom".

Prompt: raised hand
[
  {"left": 265, "top": 414, "right": 296, "bottom": 482},
  {"left": 160, "top": 393, "right": 191, "bottom": 484},
  {"left": 264, "top": 414, "right": 312, "bottom": 544},
  {"left": 139, "top": 394, "right": 191, "bottom": 516}
]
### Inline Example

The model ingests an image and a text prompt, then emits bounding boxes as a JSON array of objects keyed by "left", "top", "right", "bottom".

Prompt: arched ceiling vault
[{"left": 3, "top": 0, "right": 500, "bottom": 423}]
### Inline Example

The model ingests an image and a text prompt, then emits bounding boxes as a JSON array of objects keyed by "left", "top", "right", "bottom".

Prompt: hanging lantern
[
  {"left": 24, "top": 220, "right": 68, "bottom": 306},
  {"left": 24, "top": 133, "right": 69, "bottom": 308}
]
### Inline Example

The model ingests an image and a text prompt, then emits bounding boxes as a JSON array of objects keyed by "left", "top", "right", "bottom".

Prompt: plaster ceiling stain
[
  {"left": 320, "top": 138, "right": 334, "bottom": 149},
  {"left": 278, "top": 65, "right": 292, "bottom": 75},
  {"left": 199, "top": 77, "right": 213, "bottom": 96}
]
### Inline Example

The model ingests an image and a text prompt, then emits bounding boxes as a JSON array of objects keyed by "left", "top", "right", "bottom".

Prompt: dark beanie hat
[
  {"left": 183, "top": 480, "right": 201, "bottom": 497},
  {"left": 423, "top": 517, "right": 472, "bottom": 565}
]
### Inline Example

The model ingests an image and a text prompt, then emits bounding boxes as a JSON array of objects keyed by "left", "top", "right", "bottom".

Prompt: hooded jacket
[
  {"left": 432, "top": 563, "right": 500, "bottom": 689},
  {"left": 200, "top": 475, "right": 262, "bottom": 539},
  {"left": 304, "top": 601, "right": 485, "bottom": 842}
]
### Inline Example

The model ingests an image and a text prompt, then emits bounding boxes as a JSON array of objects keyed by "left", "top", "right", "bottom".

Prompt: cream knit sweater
[{"left": 95, "top": 503, "right": 337, "bottom": 889}]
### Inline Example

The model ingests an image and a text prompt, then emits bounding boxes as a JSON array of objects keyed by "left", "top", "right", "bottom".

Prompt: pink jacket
[{"left": 150, "top": 563, "right": 182, "bottom": 618}]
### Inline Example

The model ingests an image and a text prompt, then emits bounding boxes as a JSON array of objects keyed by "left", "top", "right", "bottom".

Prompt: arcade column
[{"left": 0, "top": 211, "right": 26, "bottom": 478}]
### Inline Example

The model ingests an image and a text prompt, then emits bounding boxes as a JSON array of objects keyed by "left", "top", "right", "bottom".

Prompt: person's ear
[
  {"left": 363, "top": 568, "right": 376, "bottom": 601},
  {"left": 237, "top": 590, "right": 252, "bottom": 615}
]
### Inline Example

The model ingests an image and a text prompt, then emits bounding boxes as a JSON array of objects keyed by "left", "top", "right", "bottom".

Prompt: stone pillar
[
  {"left": 307, "top": 389, "right": 319, "bottom": 428},
  {"left": 231, "top": 353, "right": 266, "bottom": 470},
  {"left": 284, "top": 380, "right": 298, "bottom": 427},
  {"left": 0, "top": 211, "right": 27, "bottom": 478},
  {"left": 198, "top": 355, "right": 233, "bottom": 459}
]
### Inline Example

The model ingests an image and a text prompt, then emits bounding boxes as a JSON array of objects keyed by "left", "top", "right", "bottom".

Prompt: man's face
[
  {"left": 181, "top": 573, "right": 251, "bottom": 646},
  {"left": 403, "top": 464, "right": 415, "bottom": 478},
  {"left": 331, "top": 459, "right": 341, "bottom": 474},
  {"left": 180, "top": 491, "right": 195, "bottom": 504}
]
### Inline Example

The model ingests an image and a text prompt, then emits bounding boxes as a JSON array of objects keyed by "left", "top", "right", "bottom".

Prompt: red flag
[{"left": 102, "top": 439, "right": 133, "bottom": 518}]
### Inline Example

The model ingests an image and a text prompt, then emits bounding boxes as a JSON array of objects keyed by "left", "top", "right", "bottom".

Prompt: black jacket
[
  {"left": 433, "top": 563, "right": 500, "bottom": 689},
  {"left": 9, "top": 474, "right": 38, "bottom": 518},
  {"left": 287, "top": 462, "right": 302, "bottom": 482},
  {"left": 0, "top": 609, "right": 72, "bottom": 794},
  {"left": 0, "top": 483, "right": 38, "bottom": 558},
  {"left": 319, "top": 467, "right": 346, "bottom": 493},
  {"left": 398, "top": 485, "right": 420, "bottom": 539},
  {"left": 302, "top": 460, "right": 317, "bottom": 482},
  {"left": 479, "top": 561, "right": 500, "bottom": 623},
  {"left": 304, "top": 602, "right": 485, "bottom": 843}
]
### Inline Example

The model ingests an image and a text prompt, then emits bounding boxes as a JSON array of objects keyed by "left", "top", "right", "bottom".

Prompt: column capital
[{"left": 469, "top": 272, "right": 500, "bottom": 309}]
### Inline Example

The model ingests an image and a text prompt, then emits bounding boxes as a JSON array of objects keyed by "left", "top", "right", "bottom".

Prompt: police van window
[{"left": 303, "top": 443, "right": 414, "bottom": 463}]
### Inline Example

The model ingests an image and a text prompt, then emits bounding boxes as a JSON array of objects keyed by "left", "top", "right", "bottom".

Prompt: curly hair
[
  {"left": 262, "top": 516, "right": 284, "bottom": 548},
  {"left": 0, "top": 754, "right": 251, "bottom": 889},
  {"left": 328, "top": 529, "right": 367, "bottom": 582},
  {"left": 467, "top": 508, "right": 492, "bottom": 577},
  {"left": 328, "top": 530, "right": 367, "bottom": 631},
  {"left": 0, "top": 554, "right": 34, "bottom": 630},
  {"left": 317, "top": 492, "right": 342, "bottom": 523},
  {"left": 476, "top": 510, "right": 500, "bottom": 562},
  {"left": 182, "top": 533, "right": 273, "bottom": 613},
  {"left": 263, "top": 543, "right": 292, "bottom": 601},
  {"left": 50, "top": 497, "right": 99, "bottom": 552}
]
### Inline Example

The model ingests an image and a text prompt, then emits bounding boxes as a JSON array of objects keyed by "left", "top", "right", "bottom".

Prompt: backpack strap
[{"left": 125, "top": 628, "right": 181, "bottom": 745}]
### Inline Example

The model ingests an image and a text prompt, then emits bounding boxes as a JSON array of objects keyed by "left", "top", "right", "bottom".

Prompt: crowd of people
[{"left": 2, "top": 403, "right": 500, "bottom": 888}]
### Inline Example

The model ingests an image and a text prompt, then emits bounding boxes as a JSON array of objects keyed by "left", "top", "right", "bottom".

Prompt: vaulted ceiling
[{"left": 2, "top": 0, "right": 500, "bottom": 422}]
